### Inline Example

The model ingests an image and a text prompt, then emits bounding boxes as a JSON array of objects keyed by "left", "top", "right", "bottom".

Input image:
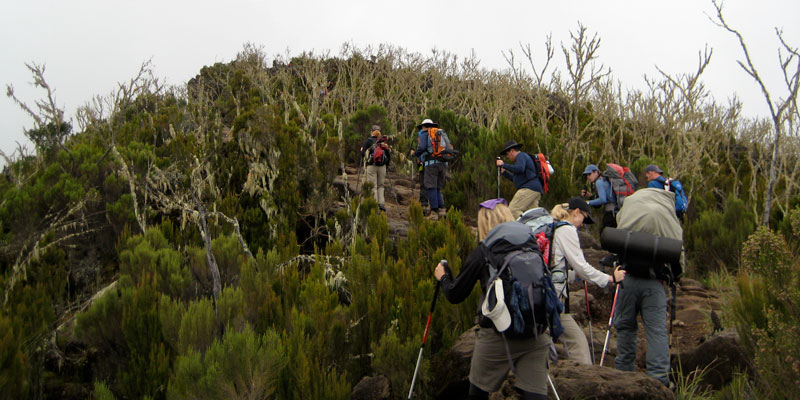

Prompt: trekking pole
[
  {"left": 547, "top": 374, "right": 561, "bottom": 400},
  {"left": 599, "top": 283, "right": 621, "bottom": 366},
  {"left": 407, "top": 260, "right": 445, "bottom": 400},
  {"left": 496, "top": 157, "right": 501, "bottom": 199},
  {"left": 584, "top": 281, "right": 596, "bottom": 364}
]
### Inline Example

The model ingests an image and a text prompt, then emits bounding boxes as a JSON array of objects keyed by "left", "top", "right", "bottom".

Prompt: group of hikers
[{"left": 360, "top": 118, "right": 684, "bottom": 398}]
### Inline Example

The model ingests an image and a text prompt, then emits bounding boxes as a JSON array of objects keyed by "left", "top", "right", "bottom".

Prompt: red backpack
[
  {"left": 370, "top": 137, "right": 390, "bottom": 166},
  {"left": 604, "top": 163, "right": 638, "bottom": 208},
  {"left": 533, "top": 153, "right": 552, "bottom": 194}
]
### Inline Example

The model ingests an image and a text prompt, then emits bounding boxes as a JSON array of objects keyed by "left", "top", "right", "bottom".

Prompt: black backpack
[{"left": 480, "top": 222, "right": 564, "bottom": 340}]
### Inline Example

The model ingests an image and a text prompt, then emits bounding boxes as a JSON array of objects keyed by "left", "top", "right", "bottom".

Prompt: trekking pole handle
[{"left": 429, "top": 260, "right": 446, "bottom": 312}]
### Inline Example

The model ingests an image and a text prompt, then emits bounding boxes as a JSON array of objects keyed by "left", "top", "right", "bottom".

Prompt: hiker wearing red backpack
[
  {"left": 496, "top": 140, "right": 546, "bottom": 220},
  {"left": 360, "top": 125, "right": 390, "bottom": 212}
]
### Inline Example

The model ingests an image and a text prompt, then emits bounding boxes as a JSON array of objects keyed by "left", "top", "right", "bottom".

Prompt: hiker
[
  {"left": 645, "top": 164, "right": 667, "bottom": 189},
  {"left": 412, "top": 126, "right": 430, "bottom": 214},
  {"left": 496, "top": 140, "right": 544, "bottom": 220},
  {"left": 433, "top": 199, "right": 551, "bottom": 400},
  {"left": 410, "top": 118, "right": 448, "bottom": 220},
  {"left": 359, "top": 125, "right": 390, "bottom": 211},
  {"left": 581, "top": 164, "right": 616, "bottom": 231},
  {"left": 549, "top": 197, "right": 625, "bottom": 365},
  {"left": 613, "top": 188, "right": 682, "bottom": 388}
]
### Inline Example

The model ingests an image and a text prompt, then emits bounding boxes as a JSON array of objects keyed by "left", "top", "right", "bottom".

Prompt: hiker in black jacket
[
  {"left": 359, "top": 125, "right": 389, "bottom": 211},
  {"left": 434, "top": 199, "right": 550, "bottom": 400}
]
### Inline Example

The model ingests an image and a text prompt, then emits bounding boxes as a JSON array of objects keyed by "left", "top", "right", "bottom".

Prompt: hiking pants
[
  {"left": 613, "top": 275, "right": 670, "bottom": 386},
  {"left": 423, "top": 162, "right": 446, "bottom": 210},
  {"left": 509, "top": 189, "right": 542, "bottom": 220},
  {"left": 365, "top": 165, "right": 386, "bottom": 206},
  {"left": 417, "top": 164, "right": 428, "bottom": 206},
  {"left": 469, "top": 327, "right": 550, "bottom": 395},
  {"left": 559, "top": 313, "right": 592, "bottom": 365}
]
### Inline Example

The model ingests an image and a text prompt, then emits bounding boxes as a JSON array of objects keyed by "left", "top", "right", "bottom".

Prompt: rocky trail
[{"left": 337, "top": 164, "right": 747, "bottom": 399}]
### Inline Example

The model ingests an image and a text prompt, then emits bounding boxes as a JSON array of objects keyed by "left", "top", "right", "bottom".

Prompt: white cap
[{"left": 482, "top": 279, "right": 511, "bottom": 332}]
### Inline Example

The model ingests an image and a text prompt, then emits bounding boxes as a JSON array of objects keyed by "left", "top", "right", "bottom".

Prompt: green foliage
[
  {"left": 93, "top": 381, "right": 116, "bottom": 400},
  {"left": 168, "top": 326, "right": 285, "bottom": 400},
  {"left": 729, "top": 225, "right": 800, "bottom": 399},
  {"left": 0, "top": 315, "right": 28, "bottom": 399},
  {"left": 372, "top": 329, "right": 427, "bottom": 400},
  {"left": 685, "top": 196, "right": 756, "bottom": 275}
]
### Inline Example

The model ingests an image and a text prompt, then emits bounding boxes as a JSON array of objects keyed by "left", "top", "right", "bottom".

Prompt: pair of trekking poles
[{"left": 407, "top": 260, "right": 561, "bottom": 400}]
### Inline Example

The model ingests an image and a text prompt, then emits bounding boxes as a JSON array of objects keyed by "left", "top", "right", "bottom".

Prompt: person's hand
[
  {"left": 581, "top": 189, "right": 588, "bottom": 198},
  {"left": 495, "top": 159, "right": 504, "bottom": 167},
  {"left": 409, "top": 149, "right": 415, "bottom": 157},
  {"left": 613, "top": 266, "right": 626, "bottom": 283},
  {"left": 435, "top": 262, "right": 446, "bottom": 281},
  {"left": 500, "top": 167, "right": 505, "bottom": 174}
]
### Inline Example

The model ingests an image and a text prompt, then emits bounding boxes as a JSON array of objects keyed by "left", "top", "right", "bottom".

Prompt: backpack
[
  {"left": 480, "top": 222, "right": 564, "bottom": 340},
  {"left": 604, "top": 163, "right": 638, "bottom": 209},
  {"left": 666, "top": 178, "right": 688, "bottom": 221},
  {"left": 517, "top": 208, "right": 569, "bottom": 267},
  {"left": 532, "top": 153, "right": 553, "bottom": 194},
  {"left": 427, "top": 127, "right": 458, "bottom": 162},
  {"left": 369, "top": 137, "right": 390, "bottom": 166}
]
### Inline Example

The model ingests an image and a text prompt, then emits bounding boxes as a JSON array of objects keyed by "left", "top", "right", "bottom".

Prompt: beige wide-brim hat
[{"left": 416, "top": 118, "right": 439, "bottom": 129}]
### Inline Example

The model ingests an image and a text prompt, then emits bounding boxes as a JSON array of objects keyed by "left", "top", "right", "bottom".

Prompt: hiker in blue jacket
[
  {"left": 410, "top": 118, "right": 448, "bottom": 220},
  {"left": 581, "top": 164, "right": 616, "bottom": 231},
  {"left": 645, "top": 164, "right": 667, "bottom": 189},
  {"left": 496, "top": 140, "right": 544, "bottom": 220}
]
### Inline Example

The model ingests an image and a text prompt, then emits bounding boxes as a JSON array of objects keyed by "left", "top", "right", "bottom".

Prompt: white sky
[{"left": 2, "top": 0, "right": 799, "bottom": 160}]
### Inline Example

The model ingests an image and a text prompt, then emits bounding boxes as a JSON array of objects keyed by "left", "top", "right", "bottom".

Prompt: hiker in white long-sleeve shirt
[{"left": 550, "top": 197, "right": 625, "bottom": 365}]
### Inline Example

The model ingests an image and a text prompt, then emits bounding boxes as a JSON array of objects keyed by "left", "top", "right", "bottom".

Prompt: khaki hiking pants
[
  {"left": 365, "top": 165, "right": 386, "bottom": 206},
  {"left": 509, "top": 188, "right": 542, "bottom": 220},
  {"left": 559, "top": 313, "right": 593, "bottom": 365}
]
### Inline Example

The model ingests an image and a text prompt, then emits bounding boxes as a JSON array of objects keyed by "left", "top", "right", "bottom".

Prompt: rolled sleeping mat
[{"left": 600, "top": 227, "right": 682, "bottom": 266}]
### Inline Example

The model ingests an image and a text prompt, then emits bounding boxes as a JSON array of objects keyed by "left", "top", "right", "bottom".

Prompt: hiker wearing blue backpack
[
  {"left": 410, "top": 118, "right": 454, "bottom": 221},
  {"left": 550, "top": 197, "right": 626, "bottom": 365},
  {"left": 434, "top": 199, "right": 554, "bottom": 399},
  {"left": 581, "top": 164, "right": 617, "bottom": 231},
  {"left": 645, "top": 164, "right": 688, "bottom": 221},
  {"left": 496, "top": 140, "right": 545, "bottom": 220}
]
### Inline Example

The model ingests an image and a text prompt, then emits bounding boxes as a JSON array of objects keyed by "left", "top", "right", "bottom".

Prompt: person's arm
[
  {"left": 587, "top": 179, "right": 610, "bottom": 207},
  {"left": 360, "top": 137, "right": 373, "bottom": 157},
  {"left": 435, "top": 245, "right": 486, "bottom": 304},
  {"left": 501, "top": 153, "right": 529, "bottom": 175},
  {"left": 412, "top": 133, "right": 428, "bottom": 158},
  {"left": 555, "top": 226, "right": 613, "bottom": 287}
]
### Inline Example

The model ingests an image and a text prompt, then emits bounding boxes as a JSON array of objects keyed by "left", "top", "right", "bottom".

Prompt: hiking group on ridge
[{"left": 357, "top": 119, "right": 686, "bottom": 397}]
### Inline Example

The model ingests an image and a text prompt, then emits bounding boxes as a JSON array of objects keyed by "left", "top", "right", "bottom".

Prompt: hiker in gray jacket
[{"left": 613, "top": 188, "right": 682, "bottom": 388}]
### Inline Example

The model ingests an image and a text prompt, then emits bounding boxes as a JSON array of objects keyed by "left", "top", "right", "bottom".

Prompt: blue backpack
[{"left": 667, "top": 179, "right": 688, "bottom": 221}]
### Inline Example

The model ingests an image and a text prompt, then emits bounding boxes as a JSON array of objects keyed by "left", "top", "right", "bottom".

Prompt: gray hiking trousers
[{"left": 613, "top": 275, "right": 670, "bottom": 386}]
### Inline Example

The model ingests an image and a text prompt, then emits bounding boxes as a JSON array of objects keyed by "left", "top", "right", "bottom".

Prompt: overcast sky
[{"left": 2, "top": 0, "right": 799, "bottom": 160}]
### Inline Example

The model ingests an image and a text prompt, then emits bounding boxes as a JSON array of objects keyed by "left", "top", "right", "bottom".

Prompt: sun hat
[
  {"left": 582, "top": 164, "right": 599, "bottom": 176},
  {"left": 416, "top": 118, "right": 438, "bottom": 129},
  {"left": 479, "top": 198, "right": 508, "bottom": 210},
  {"left": 567, "top": 196, "right": 594, "bottom": 224},
  {"left": 482, "top": 279, "right": 511, "bottom": 332},
  {"left": 371, "top": 124, "right": 381, "bottom": 132},
  {"left": 644, "top": 164, "right": 663, "bottom": 174},
  {"left": 499, "top": 140, "right": 523, "bottom": 156}
]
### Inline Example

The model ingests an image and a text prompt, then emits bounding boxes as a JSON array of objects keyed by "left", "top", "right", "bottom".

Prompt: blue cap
[{"left": 582, "top": 164, "right": 599, "bottom": 176}]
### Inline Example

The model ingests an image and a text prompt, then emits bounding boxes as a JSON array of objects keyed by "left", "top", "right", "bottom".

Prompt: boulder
[
  {"left": 351, "top": 375, "right": 390, "bottom": 400},
  {"left": 551, "top": 360, "right": 674, "bottom": 400},
  {"left": 672, "top": 329, "right": 754, "bottom": 391},
  {"left": 433, "top": 327, "right": 476, "bottom": 398}
]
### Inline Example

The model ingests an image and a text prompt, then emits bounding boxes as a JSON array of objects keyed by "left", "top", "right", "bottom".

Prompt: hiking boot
[
  {"left": 379, "top": 204, "right": 386, "bottom": 212},
  {"left": 428, "top": 209, "right": 439, "bottom": 221},
  {"left": 437, "top": 208, "right": 446, "bottom": 220},
  {"left": 423, "top": 206, "right": 431, "bottom": 216}
]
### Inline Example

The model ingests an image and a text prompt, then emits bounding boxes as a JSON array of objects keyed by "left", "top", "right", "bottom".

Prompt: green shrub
[
  {"left": 168, "top": 326, "right": 285, "bottom": 400},
  {"left": 729, "top": 226, "right": 800, "bottom": 399},
  {"left": 685, "top": 196, "right": 755, "bottom": 276}
]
